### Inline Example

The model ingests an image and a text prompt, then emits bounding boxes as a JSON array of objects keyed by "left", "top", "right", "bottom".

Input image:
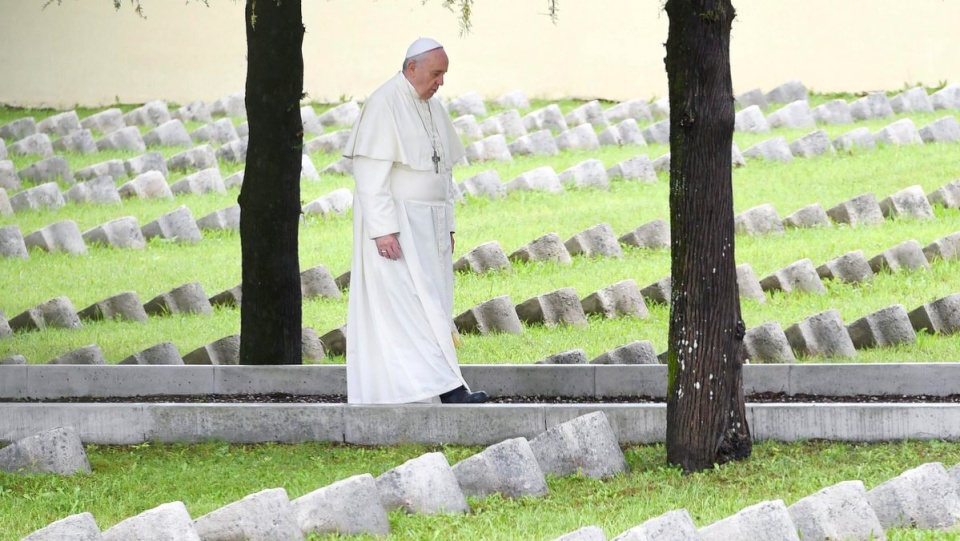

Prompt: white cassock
[{"left": 342, "top": 72, "right": 469, "bottom": 404}]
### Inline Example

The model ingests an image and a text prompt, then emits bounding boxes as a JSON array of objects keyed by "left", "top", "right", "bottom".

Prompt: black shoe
[{"left": 440, "top": 386, "right": 489, "bottom": 404}]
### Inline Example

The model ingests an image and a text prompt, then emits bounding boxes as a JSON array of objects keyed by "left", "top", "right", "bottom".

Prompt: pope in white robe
[{"left": 342, "top": 38, "right": 488, "bottom": 405}]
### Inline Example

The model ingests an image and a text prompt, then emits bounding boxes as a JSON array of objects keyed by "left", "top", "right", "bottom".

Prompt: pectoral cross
[{"left": 432, "top": 149, "right": 440, "bottom": 173}]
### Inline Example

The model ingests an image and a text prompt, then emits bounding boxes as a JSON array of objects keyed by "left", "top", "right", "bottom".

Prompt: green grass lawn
[{"left": 2, "top": 91, "right": 960, "bottom": 539}]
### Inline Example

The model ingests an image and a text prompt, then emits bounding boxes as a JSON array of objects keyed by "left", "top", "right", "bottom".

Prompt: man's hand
[{"left": 374, "top": 233, "right": 402, "bottom": 260}]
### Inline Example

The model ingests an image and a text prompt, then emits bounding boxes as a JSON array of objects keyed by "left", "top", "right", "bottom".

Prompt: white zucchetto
[{"left": 405, "top": 37, "right": 443, "bottom": 59}]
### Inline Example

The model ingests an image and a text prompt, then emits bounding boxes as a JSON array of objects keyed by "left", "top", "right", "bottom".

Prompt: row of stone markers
[{"left": 13, "top": 411, "right": 960, "bottom": 540}]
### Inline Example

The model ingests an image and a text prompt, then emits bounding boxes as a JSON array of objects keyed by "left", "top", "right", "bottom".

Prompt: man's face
[{"left": 407, "top": 48, "right": 448, "bottom": 100}]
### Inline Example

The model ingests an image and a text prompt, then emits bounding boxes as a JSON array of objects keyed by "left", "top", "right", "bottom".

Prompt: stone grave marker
[
  {"left": 52, "top": 129, "right": 97, "bottom": 154},
  {"left": 490, "top": 109, "right": 527, "bottom": 138},
  {"left": 565, "top": 223, "right": 623, "bottom": 258},
  {"left": 908, "top": 293, "right": 960, "bottom": 335},
  {"left": 811, "top": 99, "right": 854, "bottom": 124},
  {"left": 495, "top": 90, "right": 530, "bottom": 110},
  {"left": 759, "top": 258, "right": 826, "bottom": 295},
  {"left": 196, "top": 205, "right": 240, "bottom": 231},
  {"left": 699, "top": 500, "right": 800, "bottom": 541},
  {"left": 10, "top": 133, "right": 55, "bottom": 158},
  {"left": 1, "top": 355, "right": 26, "bottom": 365},
  {"left": 789, "top": 129, "right": 835, "bottom": 158},
  {"left": 735, "top": 204, "right": 785, "bottom": 236},
  {"left": 816, "top": 250, "right": 873, "bottom": 284},
  {"left": 173, "top": 100, "right": 214, "bottom": 123},
  {"left": 0, "top": 225, "right": 28, "bottom": 259},
  {"left": 82, "top": 216, "right": 146, "bottom": 250},
  {"left": 505, "top": 166, "right": 563, "bottom": 193},
  {"left": 184, "top": 334, "right": 241, "bottom": 365},
  {"left": 125, "top": 151, "right": 169, "bottom": 177},
  {"left": 118, "top": 171, "right": 173, "bottom": 200},
  {"left": 641, "top": 276, "right": 671, "bottom": 305},
  {"left": 120, "top": 342, "right": 184, "bottom": 365},
  {"left": 170, "top": 167, "right": 226, "bottom": 195},
  {"left": 318, "top": 101, "right": 361, "bottom": 127},
  {"left": 465, "top": 134, "right": 512, "bottom": 162},
  {"left": 459, "top": 170, "right": 504, "bottom": 199},
  {"left": 553, "top": 526, "right": 606, "bottom": 541},
  {"left": 923, "top": 232, "right": 960, "bottom": 262},
  {"left": 210, "top": 91, "right": 246, "bottom": 118},
  {"left": 604, "top": 98, "right": 654, "bottom": 123},
  {"left": 0, "top": 160, "right": 18, "bottom": 191},
  {"left": 735, "top": 105, "right": 770, "bottom": 133},
  {"left": 641, "top": 119, "right": 670, "bottom": 145},
  {"left": 590, "top": 340, "right": 658, "bottom": 365},
  {"left": 123, "top": 101, "right": 171, "bottom": 127},
  {"left": 24, "top": 220, "right": 87, "bottom": 255},
  {"left": 140, "top": 206, "right": 202, "bottom": 242},
  {"left": 831, "top": 127, "right": 876, "bottom": 151},
  {"left": 167, "top": 144, "right": 217, "bottom": 173},
  {"left": 292, "top": 474, "right": 390, "bottom": 537},
  {"left": 48, "top": 344, "right": 106, "bottom": 365},
  {"left": 516, "top": 287, "right": 588, "bottom": 327},
  {"left": 509, "top": 232, "right": 571, "bottom": 263},
  {"left": 300, "top": 105, "right": 323, "bottom": 135},
  {"left": 650, "top": 97, "right": 670, "bottom": 119},
  {"left": 81, "top": 107, "right": 125, "bottom": 134},
  {"left": 143, "top": 119, "right": 193, "bottom": 147},
  {"left": 102, "top": 501, "right": 200, "bottom": 541},
  {"left": 555, "top": 123, "right": 601, "bottom": 151},
  {"left": 303, "top": 188, "right": 353, "bottom": 217},
  {"left": 559, "top": 159, "right": 610, "bottom": 190},
  {"left": 868, "top": 239, "right": 930, "bottom": 273},
  {"left": 300, "top": 154, "right": 320, "bottom": 181},
  {"left": 787, "top": 480, "right": 885, "bottom": 541},
  {"left": 607, "top": 154, "right": 656, "bottom": 182},
  {"left": 210, "top": 284, "right": 242, "bottom": 308},
  {"left": 319, "top": 326, "right": 346, "bottom": 356},
  {"left": 873, "top": 118, "right": 923, "bottom": 146},
  {"left": 0, "top": 117, "right": 38, "bottom": 141},
  {"left": 448, "top": 92, "right": 487, "bottom": 117},
  {"left": 928, "top": 179, "right": 960, "bottom": 208},
  {"left": 847, "top": 304, "right": 916, "bottom": 349},
  {"left": 919, "top": 116, "right": 960, "bottom": 143},
  {"left": 78, "top": 291, "right": 148, "bottom": 323},
  {"left": 452, "top": 437, "right": 548, "bottom": 499},
  {"left": 376, "top": 452, "right": 470, "bottom": 515},
  {"left": 867, "top": 462, "right": 960, "bottom": 530},
  {"left": 618, "top": 218, "right": 670, "bottom": 249},
  {"left": 193, "top": 488, "right": 304, "bottom": 541},
  {"left": 453, "top": 114, "right": 484, "bottom": 142},
  {"left": 529, "top": 411, "right": 628, "bottom": 479},
  {"left": 743, "top": 322, "right": 796, "bottom": 363},
  {"left": 18, "top": 156, "right": 74, "bottom": 185},
  {"left": 850, "top": 92, "right": 893, "bottom": 120},
  {"left": 736, "top": 88, "right": 769, "bottom": 110},
  {"left": 454, "top": 241, "right": 511, "bottom": 274},
  {"left": 581, "top": 279, "right": 648, "bottom": 319},
  {"left": 10, "top": 182, "right": 65, "bottom": 212},
  {"left": 931, "top": 84, "right": 960, "bottom": 110},
  {"left": 879, "top": 184, "right": 934, "bottom": 220},
  {"left": 301, "top": 265, "right": 341, "bottom": 300},
  {"left": 319, "top": 158, "right": 351, "bottom": 176},
  {"left": 216, "top": 137, "right": 249, "bottom": 163},
  {"left": 890, "top": 86, "right": 934, "bottom": 113},
  {"left": 301, "top": 327, "right": 326, "bottom": 362},
  {"left": 508, "top": 129, "right": 560, "bottom": 156},
  {"left": 766, "top": 100, "right": 815, "bottom": 130},
  {"left": 75, "top": 159, "right": 126, "bottom": 182},
  {"left": 522, "top": 104, "right": 568, "bottom": 132},
  {"left": 190, "top": 118, "right": 239, "bottom": 145},
  {"left": 95, "top": 126, "right": 146, "bottom": 153},
  {"left": 143, "top": 282, "right": 213, "bottom": 316},
  {"left": 785, "top": 309, "right": 857, "bottom": 358},
  {"left": 455, "top": 296, "right": 523, "bottom": 335},
  {"left": 613, "top": 509, "right": 703, "bottom": 541},
  {"left": 742, "top": 136, "right": 793, "bottom": 162},
  {"left": 21, "top": 512, "right": 102, "bottom": 541},
  {"left": 65, "top": 176, "right": 121, "bottom": 205},
  {"left": 565, "top": 100, "right": 608, "bottom": 129},
  {"left": 825, "top": 193, "right": 884, "bottom": 226},
  {"left": 736, "top": 263, "right": 766, "bottom": 302},
  {"left": 782, "top": 203, "right": 831, "bottom": 229},
  {"left": 0, "top": 187, "right": 10, "bottom": 216},
  {"left": 0, "top": 426, "right": 91, "bottom": 475},
  {"left": 538, "top": 349, "right": 587, "bottom": 365},
  {"left": 765, "top": 80, "right": 807, "bottom": 104}
]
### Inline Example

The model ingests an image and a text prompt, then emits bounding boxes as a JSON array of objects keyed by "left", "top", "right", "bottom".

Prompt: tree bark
[
  {"left": 664, "top": 0, "right": 751, "bottom": 472},
  {"left": 238, "top": 0, "right": 304, "bottom": 365}
]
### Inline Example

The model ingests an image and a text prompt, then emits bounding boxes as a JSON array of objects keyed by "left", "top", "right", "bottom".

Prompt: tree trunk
[
  {"left": 664, "top": 0, "right": 751, "bottom": 472},
  {"left": 238, "top": 0, "right": 304, "bottom": 365}
]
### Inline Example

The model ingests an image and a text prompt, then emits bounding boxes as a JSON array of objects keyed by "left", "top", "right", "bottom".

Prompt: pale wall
[{"left": 0, "top": 0, "right": 957, "bottom": 109}]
